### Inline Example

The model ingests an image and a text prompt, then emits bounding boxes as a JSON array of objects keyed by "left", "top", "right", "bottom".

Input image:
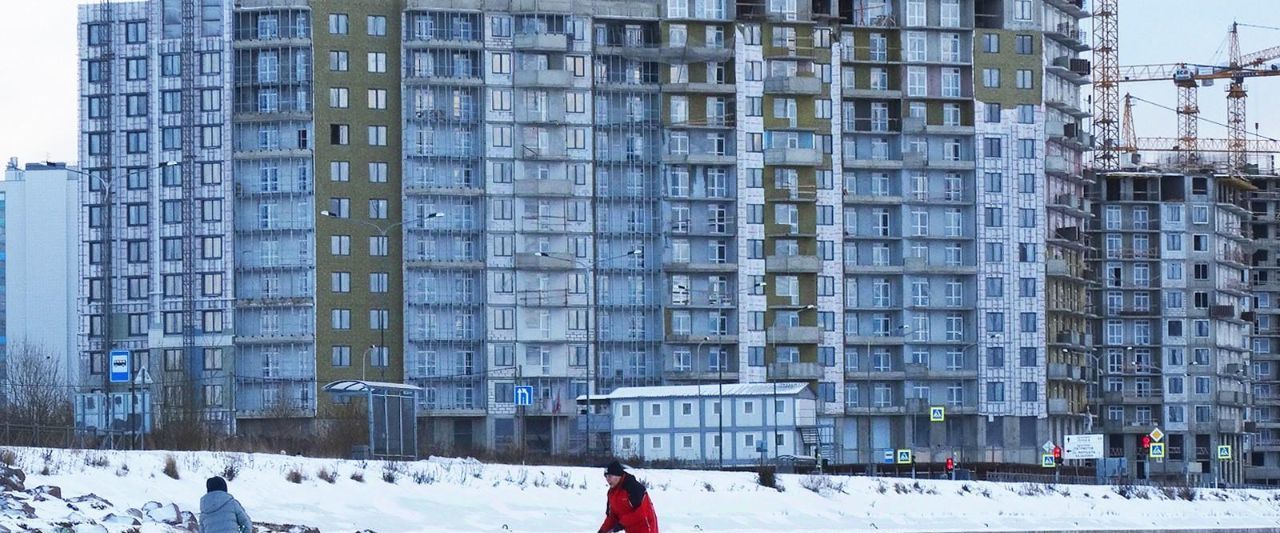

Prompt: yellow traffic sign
[
  {"left": 1149, "top": 442, "right": 1165, "bottom": 459},
  {"left": 896, "top": 449, "right": 913, "bottom": 464},
  {"left": 1041, "top": 454, "right": 1056, "bottom": 468},
  {"left": 1218, "top": 445, "right": 1232, "bottom": 460},
  {"left": 930, "top": 406, "right": 945, "bottom": 422},
  {"left": 1149, "top": 427, "right": 1164, "bottom": 442}
]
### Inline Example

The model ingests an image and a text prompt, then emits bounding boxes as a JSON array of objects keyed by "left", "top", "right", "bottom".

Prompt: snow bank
[{"left": 1, "top": 447, "right": 1279, "bottom": 532}]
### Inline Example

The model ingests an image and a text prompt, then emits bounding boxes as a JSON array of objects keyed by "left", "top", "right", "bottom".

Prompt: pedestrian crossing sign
[
  {"left": 1149, "top": 442, "right": 1165, "bottom": 459},
  {"left": 1041, "top": 454, "right": 1055, "bottom": 468},
  {"left": 896, "top": 449, "right": 912, "bottom": 464},
  {"left": 930, "top": 406, "right": 945, "bottom": 422},
  {"left": 1218, "top": 445, "right": 1232, "bottom": 460}
]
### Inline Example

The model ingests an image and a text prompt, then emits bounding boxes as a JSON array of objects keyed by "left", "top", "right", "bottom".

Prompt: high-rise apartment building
[
  {"left": 1090, "top": 169, "right": 1253, "bottom": 484},
  {"left": 78, "top": 1, "right": 236, "bottom": 431},
  {"left": 1, "top": 161, "right": 81, "bottom": 387},
  {"left": 76, "top": 0, "right": 1122, "bottom": 465}
]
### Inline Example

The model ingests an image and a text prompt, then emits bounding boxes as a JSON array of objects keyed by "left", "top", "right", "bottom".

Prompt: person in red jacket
[{"left": 597, "top": 460, "right": 658, "bottom": 533}]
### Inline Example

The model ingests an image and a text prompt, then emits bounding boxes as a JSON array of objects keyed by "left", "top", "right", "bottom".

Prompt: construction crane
[
  {"left": 1226, "top": 22, "right": 1280, "bottom": 171},
  {"left": 1110, "top": 25, "right": 1280, "bottom": 170},
  {"left": 1091, "top": 0, "right": 1120, "bottom": 171},
  {"left": 1120, "top": 92, "right": 1280, "bottom": 157}
]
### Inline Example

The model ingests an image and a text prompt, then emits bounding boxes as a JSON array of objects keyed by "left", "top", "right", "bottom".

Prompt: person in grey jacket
[{"left": 199, "top": 476, "right": 253, "bottom": 533}]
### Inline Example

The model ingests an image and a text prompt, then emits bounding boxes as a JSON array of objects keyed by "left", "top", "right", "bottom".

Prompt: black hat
[
  {"left": 206, "top": 476, "right": 228, "bottom": 493},
  {"left": 604, "top": 460, "right": 626, "bottom": 477}
]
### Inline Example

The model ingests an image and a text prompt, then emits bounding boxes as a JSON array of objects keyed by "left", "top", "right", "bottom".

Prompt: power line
[{"left": 1128, "top": 94, "right": 1280, "bottom": 142}]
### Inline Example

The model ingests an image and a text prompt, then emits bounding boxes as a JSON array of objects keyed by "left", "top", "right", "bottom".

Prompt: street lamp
[
  {"left": 62, "top": 160, "right": 177, "bottom": 448},
  {"left": 360, "top": 344, "right": 377, "bottom": 382},
  {"left": 319, "top": 209, "right": 444, "bottom": 380},
  {"left": 532, "top": 247, "right": 642, "bottom": 457}
]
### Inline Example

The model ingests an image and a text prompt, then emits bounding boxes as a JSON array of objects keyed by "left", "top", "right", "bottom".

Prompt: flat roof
[{"left": 578, "top": 383, "right": 811, "bottom": 402}]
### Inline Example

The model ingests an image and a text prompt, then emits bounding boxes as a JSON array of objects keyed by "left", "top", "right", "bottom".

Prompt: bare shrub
[
  {"left": 1178, "top": 486, "right": 1197, "bottom": 501},
  {"left": 756, "top": 466, "right": 778, "bottom": 490},
  {"left": 317, "top": 468, "right": 338, "bottom": 484},
  {"left": 350, "top": 471, "right": 365, "bottom": 483},
  {"left": 286, "top": 468, "right": 304, "bottom": 484},
  {"left": 0, "top": 343, "right": 74, "bottom": 445},
  {"left": 703, "top": 481, "right": 715, "bottom": 492},
  {"left": 554, "top": 471, "right": 574, "bottom": 489},
  {"left": 412, "top": 468, "right": 437, "bottom": 485},
  {"left": 162, "top": 455, "right": 180, "bottom": 480},
  {"left": 221, "top": 456, "right": 241, "bottom": 482},
  {"left": 382, "top": 462, "right": 400, "bottom": 483},
  {"left": 83, "top": 453, "right": 110, "bottom": 468},
  {"left": 0, "top": 449, "right": 17, "bottom": 466}
]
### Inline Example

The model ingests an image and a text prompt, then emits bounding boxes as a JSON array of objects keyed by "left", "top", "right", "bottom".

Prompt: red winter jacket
[{"left": 597, "top": 473, "right": 658, "bottom": 533}]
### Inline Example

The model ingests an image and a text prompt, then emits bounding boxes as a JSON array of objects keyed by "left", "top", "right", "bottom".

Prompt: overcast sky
[{"left": 1, "top": 0, "right": 1277, "bottom": 166}]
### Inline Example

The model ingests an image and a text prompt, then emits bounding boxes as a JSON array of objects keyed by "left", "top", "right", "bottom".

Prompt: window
[
  {"left": 1013, "top": 0, "right": 1032, "bottom": 21},
  {"left": 982, "top": 68, "right": 1000, "bottom": 88},
  {"left": 368, "top": 125, "right": 387, "bottom": 146},
  {"left": 330, "top": 124, "right": 349, "bottom": 145},
  {"left": 1015, "top": 34, "right": 1033, "bottom": 55},
  {"left": 367, "top": 52, "right": 387, "bottom": 73},
  {"left": 367, "top": 15, "right": 387, "bottom": 36},
  {"left": 367, "top": 89, "right": 386, "bottom": 110},
  {"left": 125, "top": 21, "right": 147, "bottom": 43},
  {"left": 328, "top": 13, "right": 348, "bottom": 34},
  {"left": 983, "top": 33, "right": 999, "bottom": 53},
  {"left": 329, "top": 50, "right": 348, "bottom": 71},
  {"left": 1016, "top": 69, "right": 1034, "bottom": 89},
  {"left": 200, "top": 52, "right": 222, "bottom": 75},
  {"left": 329, "top": 87, "right": 349, "bottom": 108}
]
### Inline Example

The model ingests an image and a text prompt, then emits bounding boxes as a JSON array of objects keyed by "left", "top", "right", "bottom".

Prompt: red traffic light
[
  {"left": 945, "top": 458, "right": 955, "bottom": 471},
  {"left": 1052, "top": 446, "right": 1062, "bottom": 459},
  {"left": 1141, "top": 436, "right": 1152, "bottom": 448}
]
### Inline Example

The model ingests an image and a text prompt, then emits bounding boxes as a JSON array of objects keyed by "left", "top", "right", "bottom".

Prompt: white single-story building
[{"left": 581, "top": 383, "right": 817, "bottom": 467}]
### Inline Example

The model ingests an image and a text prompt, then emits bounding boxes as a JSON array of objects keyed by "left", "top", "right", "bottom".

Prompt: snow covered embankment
[{"left": 4, "top": 447, "right": 1280, "bottom": 532}]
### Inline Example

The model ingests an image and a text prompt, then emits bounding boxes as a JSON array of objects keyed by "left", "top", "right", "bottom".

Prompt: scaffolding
[
  {"left": 229, "top": 5, "right": 317, "bottom": 423},
  {"left": 401, "top": 8, "right": 489, "bottom": 452}
]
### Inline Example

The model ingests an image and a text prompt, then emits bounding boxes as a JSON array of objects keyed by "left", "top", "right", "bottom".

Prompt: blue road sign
[
  {"left": 514, "top": 385, "right": 534, "bottom": 406},
  {"left": 109, "top": 350, "right": 130, "bottom": 384},
  {"left": 882, "top": 450, "right": 895, "bottom": 464}
]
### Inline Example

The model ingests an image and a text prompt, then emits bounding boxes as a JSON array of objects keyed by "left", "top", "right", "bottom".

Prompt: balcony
[
  {"left": 763, "top": 75, "right": 822, "bottom": 95},
  {"left": 1048, "top": 363, "right": 1083, "bottom": 382},
  {"left": 768, "top": 361, "right": 824, "bottom": 381},
  {"left": 843, "top": 88, "right": 903, "bottom": 99},
  {"left": 1047, "top": 259, "right": 1070, "bottom": 277},
  {"left": 764, "top": 147, "right": 823, "bottom": 166},
  {"left": 661, "top": 260, "right": 736, "bottom": 273},
  {"left": 514, "top": 69, "right": 571, "bottom": 88},
  {"left": 767, "top": 326, "right": 823, "bottom": 344},
  {"left": 513, "top": 178, "right": 573, "bottom": 197},
  {"left": 1102, "top": 389, "right": 1163, "bottom": 404},
  {"left": 513, "top": 32, "right": 568, "bottom": 51},
  {"left": 662, "top": 152, "right": 737, "bottom": 166},
  {"left": 513, "top": 252, "right": 576, "bottom": 270},
  {"left": 842, "top": 156, "right": 903, "bottom": 170},
  {"left": 1048, "top": 398, "right": 1072, "bottom": 415},
  {"left": 1217, "top": 390, "right": 1247, "bottom": 405},
  {"left": 765, "top": 254, "right": 822, "bottom": 273},
  {"left": 1219, "top": 418, "right": 1245, "bottom": 434}
]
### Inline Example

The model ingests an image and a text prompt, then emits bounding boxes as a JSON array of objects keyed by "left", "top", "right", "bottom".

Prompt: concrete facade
[{"left": 0, "top": 162, "right": 81, "bottom": 387}]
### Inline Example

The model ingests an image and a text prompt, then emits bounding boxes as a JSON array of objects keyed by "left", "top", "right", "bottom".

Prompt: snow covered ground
[{"left": 2, "top": 446, "right": 1280, "bottom": 532}]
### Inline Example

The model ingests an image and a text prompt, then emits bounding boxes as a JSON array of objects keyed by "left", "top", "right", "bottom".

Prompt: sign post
[
  {"left": 1063, "top": 434, "right": 1104, "bottom": 461},
  {"left": 109, "top": 350, "right": 130, "bottom": 384},
  {"left": 929, "top": 406, "right": 945, "bottom": 422},
  {"left": 514, "top": 385, "right": 534, "bottom": 406}
]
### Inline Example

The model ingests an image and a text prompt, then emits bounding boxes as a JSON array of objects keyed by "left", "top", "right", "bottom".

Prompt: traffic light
[
  {"left": 1053, "top": 446, "right": 1062, "bottom": 466},
  {"left": 1141, "top": 436, "right": 1152, "bottom": 449},
  {"left": 945, "top": 457, "right": 955, "bottom": 472}
]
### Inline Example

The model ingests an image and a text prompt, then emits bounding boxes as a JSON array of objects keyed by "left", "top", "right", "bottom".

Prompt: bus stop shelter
[{"left": 322, "top": 380, "right": 420, "bottom": 460}]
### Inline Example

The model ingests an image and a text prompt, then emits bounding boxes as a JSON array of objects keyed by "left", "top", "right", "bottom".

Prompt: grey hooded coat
[{"left": 199, "top": 490, "right": 253, "bottom": 533}]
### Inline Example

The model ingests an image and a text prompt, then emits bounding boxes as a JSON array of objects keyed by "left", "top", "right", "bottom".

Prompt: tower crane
[{"left": 1111, "top": 26, "right": 1280, "bottom": 171}]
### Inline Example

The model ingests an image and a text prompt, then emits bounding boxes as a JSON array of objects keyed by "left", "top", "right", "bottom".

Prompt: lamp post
[
  {"left": 319, "top": 210, "right": 443, "bottom": 380},
  {"left": 533, "top": 248, "right": 642, "bottom": 457},
  {"left": 63, "top": 161, "right": 176, "bottom": 447}
]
